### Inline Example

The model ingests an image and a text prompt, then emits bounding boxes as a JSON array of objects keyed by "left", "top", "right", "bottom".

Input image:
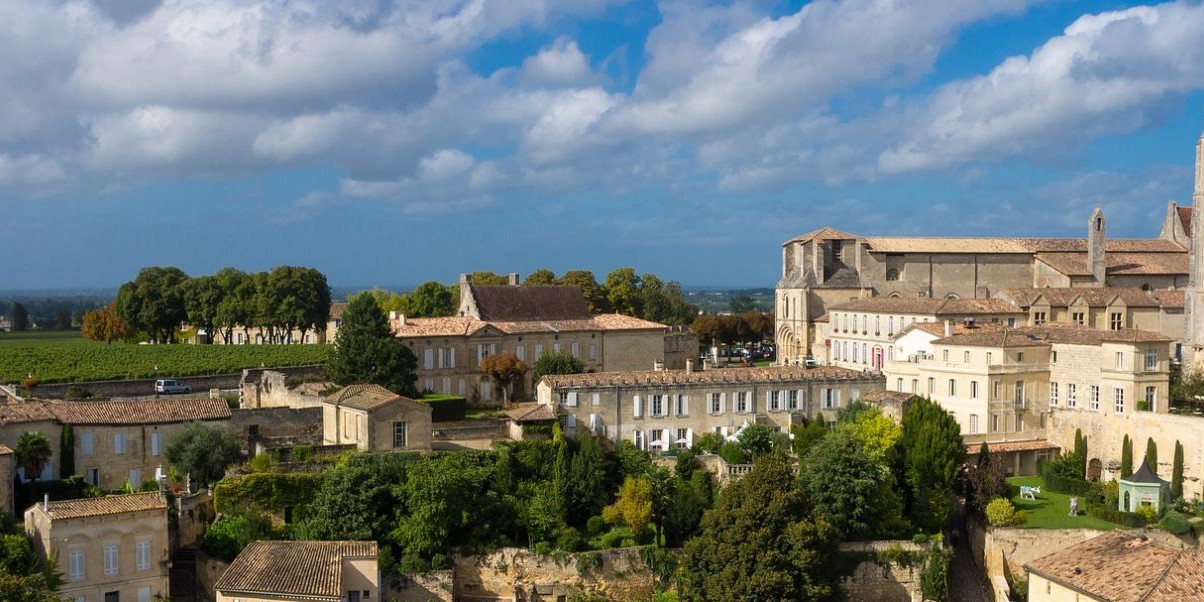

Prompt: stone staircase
[{"left": 169, "top": 546, "right": 198, "bottom": 602}]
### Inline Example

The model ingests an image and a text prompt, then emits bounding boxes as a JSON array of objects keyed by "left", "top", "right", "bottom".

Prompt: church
[{"left": 777, "top": 118, "right": 1204, "bottom": 368}]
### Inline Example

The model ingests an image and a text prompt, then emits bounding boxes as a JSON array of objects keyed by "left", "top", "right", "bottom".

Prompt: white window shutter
[
  {"left": 450, "top": 348, "right": 456, "bottom": 368},
  {"left": 720, "top": 392, "right": 727, "bottom": 414},
  {"left": 686, "top": 428, "right": 693, "bottom": 446},
  {"left": 567, "top": 392, "right": 578, "bottom": 407},
  {"left": 634, "top": 395, "right": 642, "bottom": 418},
  {"left": 424, "top": 348, "right": 434, "bottom": 370},
  {"left": 566, "top": 414, "right": 576, "bottom": 428},
  {"left": 765, "top": 390, "right": 772, "bottom": 410},
  {"left": 591, "top": 392, "right": 600, "bottom": 406},
  {"left": 682, "top": 394, "right": 689, "bottom": 416}
]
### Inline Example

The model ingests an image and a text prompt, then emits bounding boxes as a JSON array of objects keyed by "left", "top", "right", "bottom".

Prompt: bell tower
[
  {"left": 1184, "top": 112, "right": 1204, "bottom": 369},
  {"left": 1087, "top": 207, "right": 1106, "bottom": 286}
]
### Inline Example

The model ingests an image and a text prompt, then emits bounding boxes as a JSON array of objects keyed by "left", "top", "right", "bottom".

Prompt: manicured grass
[{"left": 1006, "top": 476, "right": 1117, "bottom": 530}]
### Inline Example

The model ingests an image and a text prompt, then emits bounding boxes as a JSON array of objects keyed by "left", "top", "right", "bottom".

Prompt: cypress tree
[
  {"left": 1121, "top": 435, "right": 1133, "bottom": 478},
  {"left": 60, "top": 424, "right": 75, "bottom": 477},
  {"left": 977, "top": 441, "right": 990, "bottom": 469},
  {"left": 1073, "top": 429, "right": 1086, "bottom": 478},
  {"left": 1172, "top": 441, "right": 1185, "bottom": 499},
  {"left": 1146, "top": 438, "right": 1158, "bottom": 472}
]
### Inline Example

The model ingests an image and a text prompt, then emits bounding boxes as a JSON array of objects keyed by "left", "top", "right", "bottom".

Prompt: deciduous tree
[
  {"left": 524, "top": 269, "right": 557, "bottom": 286},
  {"left": 214, "top": 268, "right": 253, "bottom": 344},
  {"left": 164, "top": 422, "right": 242, "bottom": 486},
  {"left": 81, "top": 303, "right": 131, "bottom": 344},
  {"left": 530, "top": 350, "right": 584, "bottom": 384},
  {"left": 405, "top": 281, "right": 456, "bottom": 317},
  {"left": 603, "top": 268, "right": 642, "bottom": 316},
  {"left": 116, "top": 266, "right": 190, "bottom": 343},
  {"left": 802, "top": 431, "right": 908, "bottom": 539},
  {"left": 602, "top": 476, "right": 653, "bottom": 540},
  {"left": 559, "top": 270, "right": 609, "bottom": 313},
  {"left": 480, "top": 353, "right": 528, "bottom": 403},
  {"left": 837, "top": 405, "right": 902, "bottom": 465},
  {"left": 182, "top": 275, "right": 223, "bottom": 343}
]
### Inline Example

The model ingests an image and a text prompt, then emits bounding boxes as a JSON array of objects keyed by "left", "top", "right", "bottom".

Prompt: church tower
[
  {"left": 1087, "top": 207, "right": 1106, "bottom": 286},
  {"left": 1184, "top": 113, "right": 1204, "bottom": 369}
]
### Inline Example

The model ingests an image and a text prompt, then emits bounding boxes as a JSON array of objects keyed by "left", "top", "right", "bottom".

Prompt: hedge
[
  {"left": 1039, "top": 463, "right": 1093, "bottom": 496},
  {"left": 420, "top": 395, "right": 467, "bottom": 422},
  {"left": 1085, "top": 504, "right": 1147, "bottom": 528},
  {"left": 213, "top": 472, "right": 323, "bottom": 515}
]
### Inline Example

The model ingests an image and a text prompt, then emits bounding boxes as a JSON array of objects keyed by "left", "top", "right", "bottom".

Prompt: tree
[
  {"left": 10, "top": 302, "right": 29, "bottom": 331},
  {"left": 1146, "top": 437, "right": 1158, "bottom": 471},
  {"left": 328, "top": 294, "right": 418, "bottom": 396},
  {"left": 390, "top": 454, "right": 502, "bottom": 565},
  {"left": 182, "top": 274, "right": 223, "bottom": 343},
  {"left": 1172, "top": 441, "right": 1184, "bottom": 499},
  {"left": 81, "top": 303, "right": 132, "bottom": 344},
  {"left": 690, "top": 315, "right": 721, "bottom": 347},
  {"left": 679, "top": 456, "right": 839, "bottom": 601},
  {"left": 603, "top": 268, "right": 642, "bottom": 317},
  {"left": 646, "top": 466, "right": 675, "bottom": 546},
  {"left": 0, "top": 572, "right": 61, "bottom": 602},
  {"left": 214, "top": 268, "right": 253, "bottom": 344},
  {"left": 14, "top": 432, "right": 52, "bottom": 485},
  {"left": 729, "top": 295, "right": 757, "bottom": 313},
  {"left": 559, "top": 270, "right": 610, "bottom": 313},
  {"left": 1121, "top": 435, "right": 1133, "bottom": 478},
  {"left": 1074, "top": 428, "right": 1087, "bottom": 479},
  {"left": 802, "top": 431, "right": 907, "bottom": 539},
  {"left": 480, "top": 354, "right": 528, "bottom": 403},
  {"left": 665, "top": 469, "right": 713, "bottom": 547},
  {"left": 530, "top": 350, "right": 584, "bottom": 384},
  {"left": 524, "top": 269, "right": 557, "bottom": 286},
  {"left": 736, "top": 424, "right": 776, "bottom": 459},
  {"left": 565, "top": 432, "right": 607, "bottom": 527},
  {"left": 405, "top": 281, "right": 456, "bottom": 317},
  {"left": 836, "top": 405, "right": 901, "bottom": 465},
  {"left": 300, "top": 465, "right": 394, "bottom": 541},
  {"left": 791, "top": 419, "right": 829, "bottom": 458},
  {"left": 898, "top": 397, "right": 965, "bottom": 532},
  {"left": 55, "top": 308, "right": 71, "bottom": 330},
  {"left": 163, "top": 422, "right": 242, "bottom": 486},
  {"left": 602, "top": 476, "right": 653, "bottom": 540},
  {"left": 115, "top": 266, "right": 190, "bottom": 343},
  {"left": 962, "top": 450, "right": 1008, "bottom": 515},
  {"left": 59, "top": 425, "right": 74, "bottom": 477}
]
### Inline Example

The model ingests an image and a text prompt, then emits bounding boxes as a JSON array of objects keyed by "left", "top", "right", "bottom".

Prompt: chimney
[
  {"left": 399, "top": 313, "right": 407, "bottom": 326},
  {"left": 686, "top": 359, "right": 694, "bottom": 373},
  {"left": 507, "top": 273, "right": 520, "bottom": 286},
  {"left": 943, "top": 320, "right": 952, "bottom": 337},
  {"left": 1088, "top": 207, "right": 1106, "bottom": 285},
  {"left": 43, "top": 494, "right": 49, "bottom": 512}
]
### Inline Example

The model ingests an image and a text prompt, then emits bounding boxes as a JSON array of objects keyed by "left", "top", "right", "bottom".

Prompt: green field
[
  {"left": 1007, "top": 476, "right": 1118, "bottom": 530},
  {"left": 0, "top": 331, "right": 331, "bottom": 383}
]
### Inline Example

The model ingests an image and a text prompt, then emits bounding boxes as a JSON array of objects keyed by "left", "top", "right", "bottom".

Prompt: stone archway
[{"left": 1088, "top": 458, "right": 1102, "bottom": 481}]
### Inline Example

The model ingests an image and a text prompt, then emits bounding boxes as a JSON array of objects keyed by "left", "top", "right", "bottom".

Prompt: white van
[{"left": 155, "top": 379, "right": 191, "bottom": 394}]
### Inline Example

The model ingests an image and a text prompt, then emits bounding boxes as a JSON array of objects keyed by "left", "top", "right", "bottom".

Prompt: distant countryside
[{"left": 0, "top": 330, "right": 329, "bottom": 384}]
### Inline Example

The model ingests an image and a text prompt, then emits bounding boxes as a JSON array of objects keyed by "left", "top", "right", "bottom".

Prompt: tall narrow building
[{"left": 1183, "top": 115, "right": 1204, "bottom": 370}]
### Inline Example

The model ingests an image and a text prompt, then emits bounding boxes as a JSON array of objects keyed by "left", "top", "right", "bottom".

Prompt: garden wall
[
  {"left": 838, "top": 541, "right": 926, "bottom": 602},
  {"left": 174, "top": 490, "right": 215, "bottom": 550},
  {"left": 384, "top": 571, "right": 454, "bottom": 602},
  {"left": 29, "top": 364, "right": 326, "bottom": 401},
  {"left": 454, "top": 547, "right": 656, "bottom": 601},
  {"left": 195, "top": 550, "right": 229, "bottom": 602},
  {"left": 229, "top": 407, "right": 322, "bottom": 446},
  {"left": 967, "top": 522, "right": 1107, "bottom": 602},
  {"left": 238, "top": 368, "right": 328, "bottom": 409}
]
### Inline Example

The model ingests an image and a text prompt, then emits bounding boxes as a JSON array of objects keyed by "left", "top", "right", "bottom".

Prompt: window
[
  {"left": 1145, "top": 386, "right": 1156, "bottom": 409},
  {"left": 1016, "top": 352, "right": 1024, "bottom": 363},
  {"left": 942, "top": 350, "right": 949, "bottom": 362},
  {"left": 1115, "top": 352, "right": 1124, "bottom": 371},
  {"left": 971, "top": 381, "right": 979, "bottom": 399},
  {"left": 896, "top": 378, "right": 903, "bottom": 391},
  {"left": 105, "top": 593, "right": 118, "bottom": 602},
  {"left": 442, "top": 347, "right": 456, "bottom": 367},
  {"left": 69, "top": 549, "right": 84, "bottom": 581},
  {"left": 1067, "top": 384, "right": 1077, "bottom": 408},
  {"left": 104, "top": 544, "right": 118, "bottom": 576},
  {"left": 969, "top": 414, "right": 979, "bottom": 434},
  {"left": 735, "top": 392, "right": 748, "bottom": 413},
  {"left": 650, "top": 429, "right": 664, "bottom": 449},
  {"left": 1145, "top": 349, "right": 1158, "bottom": 371},
  {"left": 1114, "top": 388, "right": 1125, "bottom": 414},
  {"left": 589, "top": 344, "right": 597, "bottom": 361},
  {"left": 564, "top": 392, "right": 579, "bottom": 407},
  {"left": 349, "top": 590, "right": 361, "bottom": 602},
  {"left": 675, "top": 394, "right": 687, "bottom": 416},
  {"left": 591, "top": 392, "right": 600, "bottom": 406},
  {"left": 1033, "top": 311, "right": 1046, "bottom": 325},
  {"left": 442, "top": 377, "right": 451, "bottom": 394},
  {"left": 888, "top": 317, "right": 895, "bottom": 335},
  {"left": 768, "top": 390, "right": 780, "bottom": 411},
  {"left": 1050, "top": 382, "right": 1059, "bottom": 406},
  {"left": 991, "top": 414, "right": 1000, "bottom": 433},
  {"left": 1007, "top": 318, "right": 1016, "bottom": 327},
  {"left": 80, "top": 433, "right": 93, "bottom": 455},
  {"left": 677, "top": 428, "right": 689, "bottom": 449},
  {"left": 709, "top": 393, "right": 722, "bottom": 414},
  {"left": 424, "top": 348, "right": 434, "bottom": 369},
  {"left": 986, "top": 352, "right": 993, "bottom": 365},
  {"left": 948, "top": 379, "right": 956, "bottom": 396},
  {"left": 651, "top": 395, "right": 665, "bottom": 417},
  {"left": 964, "top": 350, "right": 971, "bottom": 363},
  {"left": 151, "top": 432, "right": 161, "bottom": 457},
  {"left": 1015, "top": 413, "right": 1024, "bottom": 432},
  {"left": 1072, "top": 311, "right": 1085, "bottom": 325},
  {"left": 1052, "top": 351, "right": 1057, "bottom": 364},
  {"left": 534, "top": 344, "right": 544, "bottom": 359},
  {"left": 85, "top": 468, "right": 98, "bottom": 486},
  {"left": 927, "top": 378, "right": 935, "bottom": 395},
  {"left": 1110, "top": 312, "right": 1123, "bottom": 330},
  {"left": 571, "top": 342, "right": 580, "bottom": 358},
  {"left": 553, "top": 342, "right": 561, "bottom": 353},
  {"left": 787, "top": 390, "right": 799, "bottom": 411},
  {"left": 822, "top": 388, "right": 840, "bottom": 410},
  {"left": 114, "top": 433, "right": 126, "bottom": 455},
  {"left": 393, "top": 422, "right": 407, "bottom": 448},
  {"left": 423, "top": 378, "right": 434, "bottom": 392},
  {"left": 993, "top": 380, "right": 1001, "bottom": 400},
  {"left": 1090, "top": 386, "right": 1100, "bottom": 411},
  {"left": 130, "top": 468, "right": 140, "bottom": 486},
  {"left": 136, "top": 541, "right": 150, "bottom": 571},
  {"left": 911, "top": 379, "right": 918, "bottom": 394},
  {"left": 1014, "top": 381, "right": 1024, "bottom": 404}
]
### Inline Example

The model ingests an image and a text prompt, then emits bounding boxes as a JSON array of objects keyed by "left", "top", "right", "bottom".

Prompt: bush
[
  {"left": 694, "top": 432, "right": 724, "bottom": 454},
  {"left": 919, "top": 545, "right": 952, "bottom": 602},
  {"left": 248, "top": 453, "right": 272, "bottom": 473},
  {"left": 421, "top": 395, "right": 468, "bottom": 422},
  {"left": 1039, "top": 461, "right": 1092, "bottom": 495},
  {"left": 62, "top": 385, "right": 93, "bottom": 400},
  {"left": 557, "top": 527, "right": 586, "bottom": 552},
  {"left": 1085, "top": 504, "right": 1147, "bottom": 528},
  {"left": 586, "top": 515, "right": 607, "bottom": 536},
  {"left": 1136, "top": 504, "right": 1158, "bottom": 524},
  {"left": 1159, "top": 510, "right": 1192, "bottom": 535},
  {"left": 291, "top": 445, "right": 313, "bottom": 463},
  {"left": 202, "top": 510, "right": 276, "bottom": 562},
  {"left": 718, "top": 441, "right": 748, "bottom": 465},
  {"left": 600, "top": 531, "right": 624, "bottom": 549},
  {"left": 20, "top": 377, "right": 39, "bottom": 389},
  {"left": 533, "top": 541, "right": 554, "bottom": 556},
  {"left": 985, "top": 498, "right": 1022, "bottom": 527}
]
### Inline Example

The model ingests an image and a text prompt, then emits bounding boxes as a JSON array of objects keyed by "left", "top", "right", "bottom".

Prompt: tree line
[
  {"left": 689, "top": 311, "right": 774, "bottom": 347},
  {"left": 113, "top": 266, "right": 330, "bottom": 344}
]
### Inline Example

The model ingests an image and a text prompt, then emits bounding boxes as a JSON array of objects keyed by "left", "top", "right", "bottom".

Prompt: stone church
[{"left": 777, "top": 118, "right": 1204, "bottom": 367}]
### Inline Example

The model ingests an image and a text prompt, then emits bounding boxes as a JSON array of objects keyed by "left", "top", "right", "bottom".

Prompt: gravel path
[{"left": 947, "top": 505, "right": 994, "bottom": 602}]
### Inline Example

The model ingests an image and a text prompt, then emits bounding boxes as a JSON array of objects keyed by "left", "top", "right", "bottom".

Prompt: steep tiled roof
[
  {"left": 468, "top": 284, "right": 591, "bottom": 321},
  {"left": 897, "top": 321, "right": 1009, "bottom": 339},
  {"left": 0, "top": 402, "right": 56, "bottom": 426},
  {"left": 933, "top": 325, "right": 1173, "bottom": 348},
  {"left": 392, "top": 316, "right": 490, "bottom": 337},
  {"left": 45, "top": 398, "right": 231, "bottom": 425},
  {"left": 507, "top": 404, "right": 556, "bottom": 423},
  {"left": 997, "top": 287, "right": 1161, "bottom": 308},
  {"left": 1025, "top": 531, "right": 1204, "bottom": 602},
  {"left": 544, "top": 365, "right": 880, "bottom": 389},
  {"left": 934, "top": 298, "right": 1023, "bottom": 315},
  {"left": 1035, "top": 252, "right": 1189, "bottom": 277},
  {"left": 1151, "top": 289, "right": 1185, "bottom": 310},
  {"left": 37, "top": 492, "right": 166, "bottom": 520},
  {"left": 215, "top": 540, "right": 377, "bottom": 599},
  {"left": 827, "top": 297, "right": 1020, "bottom": 316},
  {"left": 862, "top": 390, "right": 913, "bottom": 404},
  {"left": 324, "top": 384, "right": 406, "bottom": 411},
  {"left": 783, "top": 226, "right": 859, "bottom": 245}
]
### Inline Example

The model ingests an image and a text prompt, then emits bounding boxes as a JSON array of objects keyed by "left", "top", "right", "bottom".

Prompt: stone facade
[
  {"left": 25, "top": 492, "right": 170, "bottom": 602},
  {"left": 0, "top": 446, "right": 12, "bottom": 518},
  {"left": 229, "top": 407, "right": 323, "bottom": 448},
  {"left": 454, "top": 547, "right": 656, "bottom": 602},
  {"left": 321, "top": 386, "right": 433, "bottom": 452},
  {"left": 538, "top": 366, "right": 884, "bottom": 450},
  {"left": 237, "top": 369, "right": 327, "bottom": 409},
  {"left": 1184, "top": 117, "right": 1204, "bottom": 370}
]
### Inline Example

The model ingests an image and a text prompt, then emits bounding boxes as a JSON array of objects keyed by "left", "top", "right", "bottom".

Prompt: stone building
[
  {"left": 536, "top": 365, "right": 884, "bottom": 449},
  {"left": 392, "top": 275, "right": 686, "bottom": 403},
  {"left": 322, "top": 384, "right": 433, "bottom": 452},
  {"left": 25, "top": 492, "right": 170, "bottom": 602},
  {"left": 1184, "top": 116, "right": 1204, "bottom": 370},
  {"left": 996, "top": 287, "right": 1185, "bottom": 352},
  {"left": 1, "top": 398, "right": 231, "bottom": 491},
  {"left": 1025, "top": 531, "right": 1204, "bottom": 601},
  {"left": 0, "top": 445, "right": 12, "bottom": 518},
  {"left": 214, "top": 540, "right": 379, "bottom": 602}
]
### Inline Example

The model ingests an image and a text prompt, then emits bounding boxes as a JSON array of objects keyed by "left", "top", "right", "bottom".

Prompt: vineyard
[{"left": 0, "top": 334, "right": 332, "bottom": 383}]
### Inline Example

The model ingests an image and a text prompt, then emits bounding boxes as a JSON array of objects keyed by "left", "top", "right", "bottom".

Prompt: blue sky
[{"left": 2, "top": 0, "right": 1204, "bottom": 289}]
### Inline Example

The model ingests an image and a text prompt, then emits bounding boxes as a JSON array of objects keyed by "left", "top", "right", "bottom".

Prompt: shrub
[
  {"left": 600, "top": 531, "right": 624, "bottom": 548},
  {"left": 1136, "top": 504, "right": 1158, "bottom": 524},
  {"left": 1159, "top": 510, "right": 1192, "bottom": 535},
  {"left": 694, "top": 432, "right": 724, "bottom": 454},
  {"left": 718, "top": 441, "right": 748, "bottom": 465},
  {"left": 292, "top": 445, "right": 313, "bottom": 463},
  {"left": 20, "top": 377, "right": 39, "bottom": 389},
  {"left": 919, "top": 545, "right": 952, "bottom": 602},
  {"left": 1039, "top": 460, "right": 1092, "bottom": 495},
  {"left": 557, "top": 527, "right": 586, "bottom": 552},
  {"left": 533, "top": 541, "right": 554, "bottom": 556},
  {"left": 1085, "top": 504, "right": 1147, "bottom": 528},
  {"left": 985, "top": 498, "right": 1022, "bottom": 527},
  {"left": 586, "top": 515, "right": 607, "bottom": 536},
  {"left": 63, "top": 385, "right": 93, "bottom": 400},
  {"left": 248, "top": 453, "right": 272, "bottom": 473}
]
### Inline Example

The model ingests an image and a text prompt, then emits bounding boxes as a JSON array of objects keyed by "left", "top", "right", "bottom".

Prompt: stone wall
[
  {"left": 967, "top": 522, "right": 1106, "bottom": 602},
  {"left": 195, "top": 550, "right": 229, "bottom": 602},
  {"left": 28, "top": 364, "right": 326, "bottom": 400},
  {"left": 238, "top": 368, "right": 327, "bottom": 409},
  {"left": 0, "top": 452, "right": 12, "bottom": 518},
  {"left": 454, "top": 547, "right": 655, "bottom": 601},
  {"left": 228, "top": 407, "right": 322, "bottom": 448},
  {"left": 602, "top": 331, "right": 666, "bottom": 373},
  {"left": 838, "top": 541, "right": 927, "bottom": 602},
  {"left": 1048, "top": 408, "right": 1204, "bottom": 499},
  {"left": 174, "top": 490, "right": 215, "bottom": 551},
  {"left": 663, "top": 330, "right": 699, "bottom": 370},
  {"left": 384, "top": 571, "right": 454, "bottom": 602}
]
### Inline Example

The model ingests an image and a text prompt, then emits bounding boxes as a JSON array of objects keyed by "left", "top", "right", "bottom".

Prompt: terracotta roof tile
[
  {"left": 933, "top": 325, "right": 1173, "bottom": 348},
  {"left": 324, "top": 384, "right": 407, "bottom": 411},
  {"left": 1035, "top": 252, "right": 1189, "bottom": 276},
  {"left": 544, "top": 365, "right": 880, "bottom": 389},
  {"left": 997, "top": 287, "right": 1161, "bottom": 308},
  {"left": 828, "top": 297, "right": 946, "bottom": 314},
  {"left": 934, "top": 298, "right": 1023, "bottom": 315},
  {"left": 215, "top": 540, "right": 377, "bottom": 599},
  {"left": 507, "top": 404, "right": 556, "bottom": 422},
  {"left": 859, "top": 237, "right": 1185, "bottom": 255},
  {"left": 0, "top": 402, "right": 56, "bottom": 426},
  {"left": 1025, "top": 531, "right": 1204, "bottom": 602},
  {"left": 37, "top": 492, "right": 166, "bottom": 520},
  {"left": 964, "top": 439, "right": 1058, "bottom": 454},
  {"left": 44, "top": 398, "right": 231, "bottom": 425},
  {"left": 862, "top": 390, "right": 914, "bottom": 404},
  {"left": 0, "top": 444, "right": 11, "bottom": 455},
  {"left": 1151, "top": 289, "right": 1185, "bottom": 309},
  {"left": 1178, "top": 206, "right": 1193, "bottom": 234},
  {"left": 784, "top": 226, "right": 860, "bottom": 245},
  {"left": 468, "top": 284, "right": 591, "bottom": 321},
  {"left": 392, "top": 316, "right": 489, "bottom": 337}
]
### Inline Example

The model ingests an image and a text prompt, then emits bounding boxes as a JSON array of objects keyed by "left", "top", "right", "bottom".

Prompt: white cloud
[{"left": 521, "top": 37, "right": 594, "bottom": 85}]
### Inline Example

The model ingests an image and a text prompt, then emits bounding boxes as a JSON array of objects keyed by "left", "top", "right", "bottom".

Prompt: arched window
[
  {"left": 945, "top": 293, "right": 960, "bottom": 300},
  {"left": 1123, "top": 491, "right": 1131, "bottom": 512}
]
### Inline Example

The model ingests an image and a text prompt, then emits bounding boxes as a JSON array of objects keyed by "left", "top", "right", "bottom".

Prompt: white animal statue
[{"left": 1019, "top": 485, "right": 1041, "bottom": 500}]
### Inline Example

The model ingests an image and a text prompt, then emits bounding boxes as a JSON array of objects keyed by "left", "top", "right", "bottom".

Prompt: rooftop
[
  {"left": 392, "top": 313, "right": 666, "bottom": 338},
  {"left": 932, "top": 324, "right": 1173, "bottom": 348},
  {"left": 997, "top": 287, "right": 1164, "bottom": 308},
  {"left": 1025, "top": 531, "right": 1204, "bottom": 601},
  {"left": 543, "top": 365, "right": 880, "bottom": 389},
  {"left": 467, "top": 283, "right": 591, "bottom": 321},
  {"left": 35, "top": 491, "right": 166, "bottom": 520},
  {"left": 1035, "top": 252, "right": 1189, "bottom": 277},
  {"left": 44, "top": 397, "right": 231, "bottom": 425},
  {"left": 323, "top": 384, "right": 422, "bottom": 412},
  {"left": 0, "top": 402, "right": 56, "bottom": 426},
  {"left": 783, "top": 226, "right": 860, "bottom": 245},
  {"left": 1123, "top": 458, "right": 1167, "bottom": 485},
  {"left": 506, "top": 403, "right": 557, "bottom": 423},
  {"left": 214, "top": 540, "right": 378, "bottom": 599},
  {"left": 965, "top": 439, "right": 1058, "bottom": 454},
  {"left": 827, "top": 296, "right": 1022, "bottom": 315}
]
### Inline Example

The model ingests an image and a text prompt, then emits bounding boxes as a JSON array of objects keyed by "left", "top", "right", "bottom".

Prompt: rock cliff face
[{"left": 454, "top": 547, "right": 656, "bottom": 601}]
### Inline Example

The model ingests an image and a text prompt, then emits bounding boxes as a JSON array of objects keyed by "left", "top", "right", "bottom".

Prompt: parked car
[
  {"left": 155, "top": 379, "right": 191, "bottom": 394},
  {"left": 803, "top": 357, "right": 819, "bottom": 368}
]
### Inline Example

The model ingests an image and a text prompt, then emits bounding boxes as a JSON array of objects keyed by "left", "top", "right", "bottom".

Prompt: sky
[{"left": 3, "top": 0, "right": 1204, "bottom": 290}]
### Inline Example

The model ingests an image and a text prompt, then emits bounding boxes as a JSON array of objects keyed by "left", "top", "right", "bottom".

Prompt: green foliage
[
  {"left": 421, "top": 395, "right": 468, "bottom": 422},
  {"left": 1084, "top": 504, "right": 1147, "bottom": 528},
  {"left": 604, "top": 268, "right": 642, "bottom": 317},
  {"left": 1158, "top": 510, "right": 1191, "bottom": 535},
  {"left": 836, "top": 405, "right": 901, "bottom": 465},
  {"left": 1146, "top": 437, "right": 1158, "bottom": 471},
  {"left": 919, "top": 545, "right": 952, "bottom": 602},
  {"left": 791, "top": 419, "right": 829, "bottom": 458},
  {"left": 985, "top": 498, "right": 1022, "bottom": 527},
  {"left": 679, "top": 455, "right": 839, "bottom": 601},
  {"left": 0, "top": 533, "right": 37, "bottom": 574},
  {"left": 1121, "top": 435, "right": 1133, "bottom": 478},
  {"left": 602, "top": 476, "right": 653, "bottom": 540},
  {"left": 247, "top": 453, "right": 272, "bottom": 473},
  {"left": 115, "top": 266, "right": 190, "bottom": 343},
  {"left": 693, "top": 432, "right": 723, "bottom": 455},
  {"left": 1136, "top": 504, "right": 1158, "bottom": 524},
  {"left": 164, "top": 421, "right": 242, "bottom": 486},
  {"left": 1039, "top": 456, "right": 1093, "bottom": 496},
  {"left": 559, "top": 270, "right": 610, "bottom": 314},
  {"left": 292, "top": 444, "right": 313, "bottom": 463},
  {"left": 556, "top": 527, "right": 586, "bottom": 552},
  {"left": 674, "top": 449, "right": 702, "bottom": 481},
  {"left": 717, "top": 441, "right": 747, "bottom": 465},
  {"left": 524, "top": 269, "right": 557, "bottom": 286},
  {"left": 213, "top": 472, "right": 323, "bottom": 515},
  {"left": 665, "top": 470, "right": 714, "bottom": 547},
  {"left": 586, "top": 515, "right": 606, "bottom": 536},
  {"left": 14, "top": 431, "right": 52, "bottom": 482},
  {"left": 480, "top": 353, "right": 527, "bottom": 403},
  {"left": 801, "top": 430, "right": 907, "bottom": 539},
  {"left": 404, "top": 281, "right": 457, "bottom": 318},
  {"left": 0, "top": 572, "right": 62, "bottom": 602},
  {"left": 963, "top": 450, "right": 1008, "bottom": 516},
  {"left": 898, "top": 397, "right": 965, "bottom": 532},
  {"left": 565, "top": 433, "right": 608, "bottom": 527},
  {"left": 735, "top": 424, "right": 775, "bottom": 458},
  {"left": 202, "top": 509, "right": 277, "bottom": 562},
  {"left": 1173, "top": 441, "right": 1184, "bottom": 499},
  {"left": 59, "top": 424, "right": 74, "bottom": 477},
  {"left": 328, "top": 294, "right": 418, "bottom": 396},
  {"left": 1073, "top": 428, "right": 1087, "bottom": 479},
  {"left": 530, "top": 350, "right": 585, "bottom": 383}
]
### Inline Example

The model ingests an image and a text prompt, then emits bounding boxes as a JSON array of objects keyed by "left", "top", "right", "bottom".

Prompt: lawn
[{"left": 1006, "top": 476, "right": 1117, "bottom": 530}]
